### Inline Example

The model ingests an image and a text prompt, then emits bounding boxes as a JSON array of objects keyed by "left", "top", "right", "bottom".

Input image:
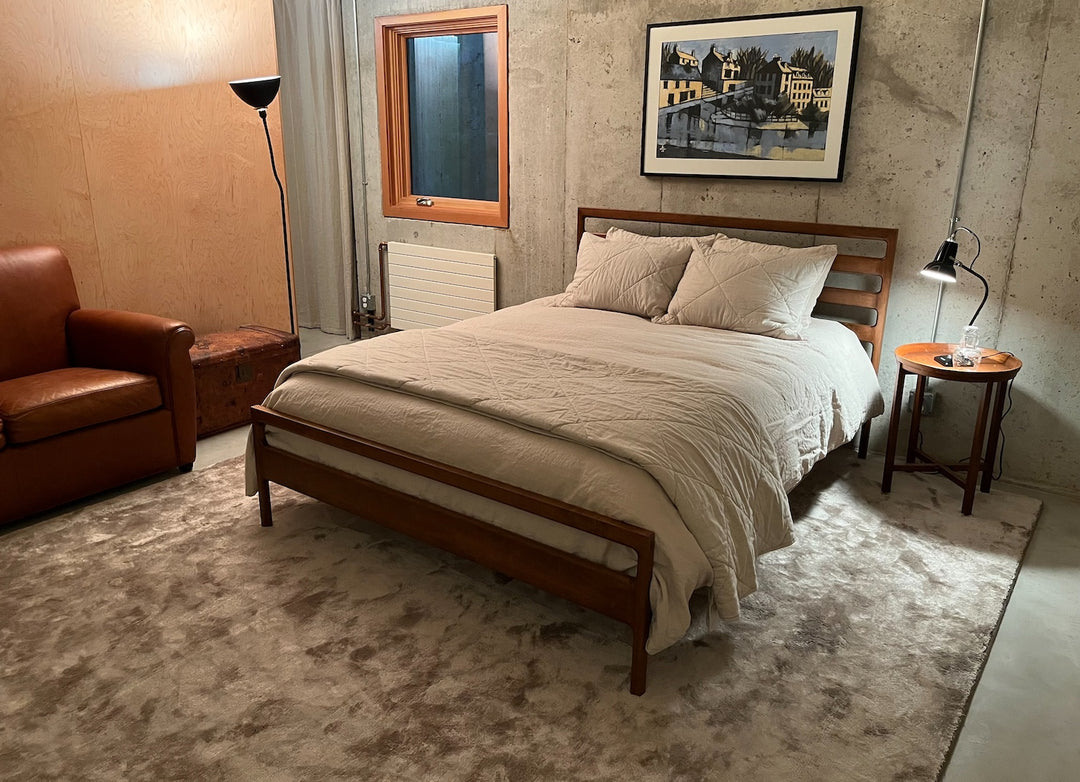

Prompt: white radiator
[{"left": 385, "top": 241, "right": 496, "bottom": 330}]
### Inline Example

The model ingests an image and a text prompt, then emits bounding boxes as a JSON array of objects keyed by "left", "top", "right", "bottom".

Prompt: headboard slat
[
  {"left": 831, "top": 254, "right": 885, "bottom": 277},
  {"left": 818, "top": 286, "right": 880, "bottom": 310},
  {"left": 842, "top": 322, "right": 875, "bottom": 343}
]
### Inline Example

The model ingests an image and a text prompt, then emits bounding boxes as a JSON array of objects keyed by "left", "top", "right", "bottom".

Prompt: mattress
[{"left": 246, "top": 298, "right": 883, "bottom": 651}]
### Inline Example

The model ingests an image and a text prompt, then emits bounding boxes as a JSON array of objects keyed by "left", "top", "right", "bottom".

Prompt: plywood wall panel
[
  {"left": 65, "top": 0, "right": 289, "bottom": 334},
  {"left": 73, "top": 82, "right": 289, "bottom": 331},
  {"left": 0, "top": 0, "right": 288, "bottom": 335},
  {"left": 0, "top": 4, "right": 104, "bottom": 307}
]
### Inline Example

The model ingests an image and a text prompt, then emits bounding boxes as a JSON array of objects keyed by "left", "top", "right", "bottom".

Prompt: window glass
[{"left": 406, "top": 33, "right": 499, "bottom": 203}]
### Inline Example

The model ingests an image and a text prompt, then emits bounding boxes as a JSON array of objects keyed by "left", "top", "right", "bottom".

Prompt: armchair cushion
[{"left": 0, "top": 368, "right": 161, "bottom": 445}]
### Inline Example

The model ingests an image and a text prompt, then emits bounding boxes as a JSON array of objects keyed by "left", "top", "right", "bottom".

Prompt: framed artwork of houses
[{"left": 640, "top": 7, "right": 862, "bottom": 181}]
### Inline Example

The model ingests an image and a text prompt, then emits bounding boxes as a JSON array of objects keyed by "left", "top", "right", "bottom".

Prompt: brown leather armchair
[{"left": 0, "top": 246, "right": 197, "bottom": 524}]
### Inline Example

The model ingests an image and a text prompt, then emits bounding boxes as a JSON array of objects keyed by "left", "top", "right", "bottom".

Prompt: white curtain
[{"left": 272, "top": 0, "right": 359, "bottom": 337}]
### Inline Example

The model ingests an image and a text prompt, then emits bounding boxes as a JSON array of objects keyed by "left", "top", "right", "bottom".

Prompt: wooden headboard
[{"left": 576, "top": 207, "right": 897, "bottom": 371}]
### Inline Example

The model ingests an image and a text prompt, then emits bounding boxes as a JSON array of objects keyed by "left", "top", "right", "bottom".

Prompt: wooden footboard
[{"left": 250, "top": 405, "right": 656, "bottom": 695}]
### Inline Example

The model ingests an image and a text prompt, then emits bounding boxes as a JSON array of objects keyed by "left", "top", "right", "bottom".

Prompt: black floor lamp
[{"left": 228, "top": 75, "right": 295, "bottom": 334}]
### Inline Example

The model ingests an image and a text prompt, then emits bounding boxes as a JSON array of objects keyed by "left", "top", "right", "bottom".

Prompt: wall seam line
[
  {"left": 995, "top": 2, "right": 1054, "bottom": 341},
  {"left": 562, "top": 0, "right": 572, "bottom": 286},
  {"left": 62, "top": 4, "right": 106, "bottom": 308}
]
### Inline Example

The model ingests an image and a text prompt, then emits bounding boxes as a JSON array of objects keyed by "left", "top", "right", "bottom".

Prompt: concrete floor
[
  {"left": 188, "top": 326, "right": 1080, "bottom": 781},
  {"left": 942, "top": 483, "right": 1080, "bottom": 782}
]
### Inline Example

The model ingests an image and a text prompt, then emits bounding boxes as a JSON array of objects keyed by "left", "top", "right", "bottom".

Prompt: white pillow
[
  {"left": 655, "top": 236, "right": 837, "bottom": 339},
  {"left": 555, "top": 232, "right": 691, "bottom": 318},
  {"left": 606, "top": 226, "right": 725, "bottom": 250}
]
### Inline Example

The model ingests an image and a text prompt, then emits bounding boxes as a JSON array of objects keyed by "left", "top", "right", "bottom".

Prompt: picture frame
[{"left": 640, "top": 6, "right": 862, "bottom": 181}]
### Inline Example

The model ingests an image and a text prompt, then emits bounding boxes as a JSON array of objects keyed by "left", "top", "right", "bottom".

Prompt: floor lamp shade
[{"left": 229, "top": 76, "right": 281, "bottom": 109}]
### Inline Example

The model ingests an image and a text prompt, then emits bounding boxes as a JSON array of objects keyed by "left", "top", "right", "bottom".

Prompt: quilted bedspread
[{"left": 271, "top": 301, "right": 827, "bottom": 624}]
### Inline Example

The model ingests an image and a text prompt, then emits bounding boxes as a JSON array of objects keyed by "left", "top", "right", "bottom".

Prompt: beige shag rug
[{"left": 0, "top": 451, "right": 1040, "bottom": 781}]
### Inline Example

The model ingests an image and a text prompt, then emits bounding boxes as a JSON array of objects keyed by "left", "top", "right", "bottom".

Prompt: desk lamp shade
[
  {"left": 229, "top": 76, "right": 281, "bottom": 109},
  {"left": 920, "top": 227, "right": 988, "bottom": 327},
  {"left": 921, "top": 238, "right": 959, "bottom": 283}
]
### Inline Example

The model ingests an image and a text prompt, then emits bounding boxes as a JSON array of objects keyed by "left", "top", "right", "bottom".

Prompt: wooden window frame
[{"left": 374, "top": 6, "right": 509, "bottom": 228}]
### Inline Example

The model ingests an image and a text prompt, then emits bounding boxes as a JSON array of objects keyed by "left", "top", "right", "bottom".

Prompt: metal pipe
[
  {"left": 377, "top": 241, "right": 389, "bottom": 324},
  {"left": 930, "top": 0, "right": 989, "bottom": 342},
  {"left": 338, "top": 0, "right": 371, "bottom": 340},
  {"left": 347, "top": 2, "right": 372, "bottom": 317},
  {"left": 352, "top": 242, "right": 390, "bottom": 336}
]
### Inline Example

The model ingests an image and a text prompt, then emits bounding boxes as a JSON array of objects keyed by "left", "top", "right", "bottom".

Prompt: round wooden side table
[{"left": 881, "top": 342, "right": 1022, "bottom": 515}]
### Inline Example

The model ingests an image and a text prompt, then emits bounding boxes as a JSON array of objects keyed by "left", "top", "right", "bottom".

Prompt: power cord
[
  {"left": 977, "top": 351, "right": 1015, "bottom": 480},
  {"left": 994, "top": 377, "right": 1015, "bottom": 481},
  {"left": 915, "top": 351, "right": 1015, "bottom": 480}
]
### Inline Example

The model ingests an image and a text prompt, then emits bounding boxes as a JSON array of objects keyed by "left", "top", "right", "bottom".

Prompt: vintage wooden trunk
[{"left": 189, "top": 325, "right": 300, "bottom": 438}]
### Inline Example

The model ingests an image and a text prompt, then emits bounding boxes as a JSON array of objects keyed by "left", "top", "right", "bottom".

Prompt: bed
[{"left": 247, "top": 208, "right": 896, "bottom": 695}]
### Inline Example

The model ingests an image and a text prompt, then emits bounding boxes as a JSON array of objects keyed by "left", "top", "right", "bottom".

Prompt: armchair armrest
[{"left": 67, "top": 309, "right": 196, "bottom": 464}]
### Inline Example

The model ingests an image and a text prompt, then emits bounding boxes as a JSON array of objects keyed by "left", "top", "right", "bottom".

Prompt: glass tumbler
[{"left": 953, "top": 325, "right": 981, "bottom": 367}]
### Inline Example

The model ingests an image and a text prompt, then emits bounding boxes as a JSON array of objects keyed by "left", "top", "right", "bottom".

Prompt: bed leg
[
  {"left": 258, "top": 480, "right": 274, "bottom": 527},
  {"left": 252, "top": 418, "right": 274, "bottom": 527},
  {"left": 629, "top": 541, "right": 654, "bottom": 696},
  {"left": 857, "top": 420, "right": 871, "bottom": 459},
  {"left": 630, "top": 625, "right": 649, "bottom": 696}
]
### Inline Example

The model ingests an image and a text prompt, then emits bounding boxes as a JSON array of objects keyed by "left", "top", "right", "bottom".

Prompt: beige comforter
[{"left": 248, "top": 299, "right": 882, "bottom": 651}]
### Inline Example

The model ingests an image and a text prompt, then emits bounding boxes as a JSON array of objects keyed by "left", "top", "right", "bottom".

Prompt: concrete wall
[{"left": 351, "top": 0, "right": 1079, "bottom": 496}]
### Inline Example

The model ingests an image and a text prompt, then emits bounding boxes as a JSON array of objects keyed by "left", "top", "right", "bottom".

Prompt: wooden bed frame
[{"left": 250, "top": 208, "right": 896, "bottom": 695}]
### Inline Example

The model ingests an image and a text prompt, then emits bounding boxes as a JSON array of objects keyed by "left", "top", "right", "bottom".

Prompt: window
[{"left": 374, "top": 6, "right": 508, "bottom": 228}]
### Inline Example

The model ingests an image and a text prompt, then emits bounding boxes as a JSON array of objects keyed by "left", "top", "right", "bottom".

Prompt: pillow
[
  {"left": 555, "top": 232, "right": 692, "bottom": 318},
  {"left": 606, "top": 226, "right": 725, "bottom": 250},
  {"left": 654, "top": 236, "right": 837, "bottom": 339}
]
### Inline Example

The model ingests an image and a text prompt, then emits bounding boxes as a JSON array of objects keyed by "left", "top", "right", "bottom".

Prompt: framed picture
[{"left": 641, "top": 6, "right": 862, "bottom": 181}]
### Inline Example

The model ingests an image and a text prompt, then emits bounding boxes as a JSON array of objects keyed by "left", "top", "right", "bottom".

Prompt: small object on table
[
  {"left": 189, "top": 325, "right": 300, "bottom": 437},
  {"left": 882, "top": 342, "right": 1021, "bottom": 515}
]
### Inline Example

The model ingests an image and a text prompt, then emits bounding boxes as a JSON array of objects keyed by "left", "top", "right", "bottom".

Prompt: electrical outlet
[
  {"left": 907, "top": 389, "right": 935, "bottom": 416},
  {"left": 359, "top": 293, "right": 376, "bottom": 312}
]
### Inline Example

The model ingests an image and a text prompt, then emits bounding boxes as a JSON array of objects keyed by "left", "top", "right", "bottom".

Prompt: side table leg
[
  {"left": 981, "top": 379, "right": 1009, "bottom": 493},
  {"left": 962, "top": 383, "right": 995, "bottom": 515},
  {"left": 882, "top": 367, "right": 907, "bottom": 493},
  {"left": 906, "top": 374, "right": 927, "bottom": 462}
]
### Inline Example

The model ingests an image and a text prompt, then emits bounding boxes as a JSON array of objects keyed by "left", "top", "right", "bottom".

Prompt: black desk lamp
[
  {"left": 229, "top": 75, "right": 295, "bottom": 334},
  {"left": 921, "top": 225, "right": 988, "bottom": 327}
]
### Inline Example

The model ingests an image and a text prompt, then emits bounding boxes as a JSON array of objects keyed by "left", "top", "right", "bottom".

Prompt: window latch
[{"left": 416, "top": 197, "right": 434, "bottom": 207}]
